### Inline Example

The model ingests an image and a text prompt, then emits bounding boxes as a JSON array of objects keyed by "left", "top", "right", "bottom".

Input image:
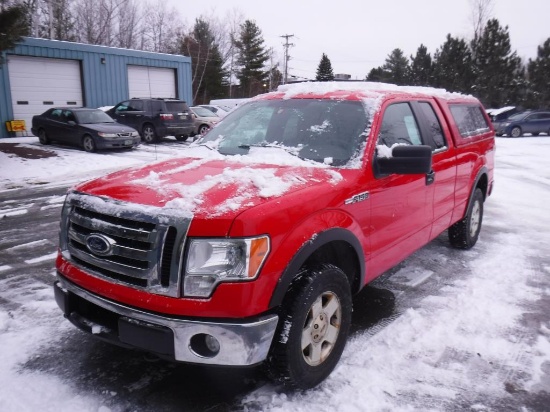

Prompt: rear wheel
[
  {"left": 449, "top": 188, "right": 484, "bottom": 249},
  {"left": 175, "top": 135, "right": 188, "bottom": 141},
  {"left": 267, "top": 264, "right": 352, "bottom": 389},
  {"left": 510, "top": 126, "right": 522, "bottom": 138},
  {"left": 198, "top": 124, "right": 210, "bottom": 135},
  {"left": 82, "top": 135, "right": 96, "bottom": 153},
  {"left": 38, "top": 129, "right": 50, "bottom": 145},
  {"left": 142, "top": 124, "right": 157, "bottom": 143}
]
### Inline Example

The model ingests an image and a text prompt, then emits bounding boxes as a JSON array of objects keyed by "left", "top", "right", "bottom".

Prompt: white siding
[
  {"left": 7, "top": 55, "right": 83, "bottom": 136},
  {"left": 128, "top": 66, "right": 176, "bottom": 99}
]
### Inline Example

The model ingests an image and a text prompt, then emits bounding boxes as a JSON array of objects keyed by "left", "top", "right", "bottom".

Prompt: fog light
[{"left": 189, "top": 333, "right": 220, "bottom": 358}]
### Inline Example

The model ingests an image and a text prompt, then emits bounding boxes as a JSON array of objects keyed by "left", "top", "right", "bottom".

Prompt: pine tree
[
  {"left": 526, "top": 38, "right": 550, "bottom": 109},
  {"left": 233, "top": 20, "right": 269, "bottom": 97},
  {"left": 471, "top": 19, "right": 524, "bottom": 107},
  {"left": 381, "top": 48, "right": 409, "bottom": 85},
  {"left": 179, "top": 19, "right": 227, "bottom": 104},
  {"left": 432, "top": 34, "right": 474, "bottom": 93},
  {"left": 315, "top": 53, "right": 334, "bottom": 81},
  {"left": 0, "top": 4, "right": 29, "bottom": 65},
  {"left": 409, "top": 44, "right": 433, "bottom": 86},
  {"left": 366, "top": 67, "right": 388, "bottom": 83}
]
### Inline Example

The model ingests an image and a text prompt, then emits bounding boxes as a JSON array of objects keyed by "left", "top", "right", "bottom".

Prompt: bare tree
[
  {"left": 141, "top": 0, "right": 180, "bottom": 53},
  {"left": 73, "top": 0, "right": 126, "bottom": 46},
  {"left": 115, "top": 0, "right": 142, "bottom": 49},
  {"left": 470, "top": 0, "right": 494, "bottom": 41},
  {"left": 217, "top": 8, "right": 244, "bottom": 97}
]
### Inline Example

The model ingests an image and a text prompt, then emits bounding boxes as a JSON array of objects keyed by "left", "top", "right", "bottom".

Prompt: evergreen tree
[
  {"left": 409, "top": 44, "right": 433, "bottom": 86},
  {"left": 366, "top": 67, "right": 388, "bottom": 83},
  {"left": 0, "top": 4, "right": 29, "bottom": 65},
  {"left": 315, "top": 53, "right": 334, "bottom": 81},
  {"left": 179, "top": 18, "right": 227, "bottom": 104},
  {"left": 233, "top": 20, "right": 269, "bottom": 97},
  {"left": 471, "top": 19, "right": 524, "bottom": 107},
  {"left": 381, "top": 48, "right": 409, "bottom": 85},
  {"left": 526, "top": 38, "right": 550, "bottom": 109},
  {"left": 432, "top": 34, "right": 474, "bottom": 93}
]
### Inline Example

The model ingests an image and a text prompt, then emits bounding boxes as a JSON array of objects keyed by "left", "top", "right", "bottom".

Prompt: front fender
[{"left": 267, "top": 210, "right": 365, "bottom": 308}]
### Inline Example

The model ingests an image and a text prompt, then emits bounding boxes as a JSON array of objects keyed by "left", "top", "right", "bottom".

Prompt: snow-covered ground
[{"left": 0, "top": 135, "right": 549, "bottom": 411}]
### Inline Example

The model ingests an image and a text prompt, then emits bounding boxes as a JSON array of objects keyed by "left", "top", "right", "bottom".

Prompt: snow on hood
[{"left": 75, "top": 146, "right": 343, "bottom": 218}]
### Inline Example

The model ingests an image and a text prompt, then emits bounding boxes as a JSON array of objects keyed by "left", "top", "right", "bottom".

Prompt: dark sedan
[
  {"left": 494, "top": 110, "right": 550, "bottom": 137},
  {"left": 31, "top": 108, "right": 141, "bottom": 152}
]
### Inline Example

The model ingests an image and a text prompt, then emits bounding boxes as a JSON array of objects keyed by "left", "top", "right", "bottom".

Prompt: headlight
[
  {"left": 131, "top": 131, "right": 139, "bottom": 137},
  {"left": 503, "top": 122, "right": 511, "bottom": 127},
  {"left": 184, "top": 236, "right": 270, "bottom": 297},
  {"left": 98, "top": 132, "right": 117, "bottom": 137}
]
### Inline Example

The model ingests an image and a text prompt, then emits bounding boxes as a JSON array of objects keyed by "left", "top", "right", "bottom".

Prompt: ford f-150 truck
[{"left": 54, "top": 82, "right": 495, "bottom": 389}]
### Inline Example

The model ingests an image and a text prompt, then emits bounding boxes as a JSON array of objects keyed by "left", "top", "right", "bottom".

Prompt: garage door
[
  {"left": 7, "top": 55, "right": 83, "bottom": 136},
  {"left": 128, "top": 66, "right": 176, "bottom": 99}
]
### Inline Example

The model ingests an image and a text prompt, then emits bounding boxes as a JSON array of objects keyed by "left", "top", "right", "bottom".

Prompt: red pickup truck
[{"left": 54, "top": 82, "right": 495, "bottom": 389}]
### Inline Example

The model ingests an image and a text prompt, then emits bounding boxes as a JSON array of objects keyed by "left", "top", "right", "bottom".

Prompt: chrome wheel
[
  {"left": 469, "top": 199, "right": 481, "bottom": 238},
  {"left": 198, "top": 124, "right": 209, "bottom": 135},
  {"left": 301, "top": 291, "right": 341, "bottom": 366}
]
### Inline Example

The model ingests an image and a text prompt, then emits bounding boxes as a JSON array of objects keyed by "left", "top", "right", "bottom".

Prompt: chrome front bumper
[{"left": 54, "top": 276, "right": 278, "bottom": 366}]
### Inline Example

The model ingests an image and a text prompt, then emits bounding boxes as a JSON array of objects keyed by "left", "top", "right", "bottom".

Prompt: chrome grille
[{"left": 60, "top": 192, "right": 191, "bottom": 297}]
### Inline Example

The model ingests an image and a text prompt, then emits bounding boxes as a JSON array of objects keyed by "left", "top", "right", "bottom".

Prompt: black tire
[
  {"left": 532, "top": 132, "right": 539, "bottom": 136},
  {"left": 198, "top": 124, "right": 210, "bottom": 135},
  {"left": 449, "top": 188, "right": 484, "bottom": 249},
  {"left": 38, "top": 129, "right": 50, "bottom": 145},
  {"left": 142, "top": 124, "right": 157, "bottom": 143},
  {"left": 267, "top": 264, "right": 352, "bottom": 389},
  {"left": 82, "top": 135, "right": 96, "bottom": 153},
  {"left": 510, "top": 126, "right": 522, "bottom": 138},
  {"left": 175, "top": 135, "right": 188, "bottom": 141}
]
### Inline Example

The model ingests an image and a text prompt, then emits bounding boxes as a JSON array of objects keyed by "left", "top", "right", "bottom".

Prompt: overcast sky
[{"left": 167, "top": 0, "right": 549, "bottom": 81}]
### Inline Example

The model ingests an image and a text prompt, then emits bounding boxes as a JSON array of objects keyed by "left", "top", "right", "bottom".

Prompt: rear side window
[
  {"left": 165, "top": 101, "right": 188, "bottom": 112},
  {"left": 449, "top": 104, "right": 490, "bottom": 137}
]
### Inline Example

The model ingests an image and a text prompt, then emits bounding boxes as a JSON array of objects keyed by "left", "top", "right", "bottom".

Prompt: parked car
[
  {"left": 493, "top": 110, "right": 550, "bottom": 137},
  {"left": 190, "top": 106, "right": 220, "bottom": 137},
  {"left": 31, "top": 107, "right": 140, "bottom": 152},
  {"left": 198, "top": 104, "right": 232, "bottom": 118},
  {"left": 486, "top": 106, "right": 520, "bottom": 123},
  {"left": 106, "top": 98, "right": 195, "bottom": 143}
]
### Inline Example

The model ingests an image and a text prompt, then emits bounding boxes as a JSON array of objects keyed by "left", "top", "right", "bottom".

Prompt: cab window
[{"left": 377, "top": 102, "right": 422, "bottom": 149}]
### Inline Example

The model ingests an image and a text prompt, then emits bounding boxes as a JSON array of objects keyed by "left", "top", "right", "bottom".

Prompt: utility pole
[{"left": 280, "top": 34, "right": 294, "bottom": 84}]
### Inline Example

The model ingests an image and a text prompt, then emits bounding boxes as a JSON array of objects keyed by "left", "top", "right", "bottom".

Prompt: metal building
[{"left": 0, "top": 37, "right": 192, "bottom": 139}]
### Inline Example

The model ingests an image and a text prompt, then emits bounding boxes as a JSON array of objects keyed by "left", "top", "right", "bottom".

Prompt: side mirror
[
  {"left": 68, "top": 120, "right": 76, "bottom": 126},
  {"left": 375, "top": 145, "right": 432, "bottom": 176}
]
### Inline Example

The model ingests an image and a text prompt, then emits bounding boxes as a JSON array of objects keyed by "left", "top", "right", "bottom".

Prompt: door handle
[{"left": 426, "top": 170, "right": 435, "bottom": 186}]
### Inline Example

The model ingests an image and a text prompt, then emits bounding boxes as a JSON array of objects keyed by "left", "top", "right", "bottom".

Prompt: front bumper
[
  {"left": 96, "top": 136, "right": 141, "bottom": 149},
  {"left": 54, "top": 276, "right": 278, "bottom": 366}
]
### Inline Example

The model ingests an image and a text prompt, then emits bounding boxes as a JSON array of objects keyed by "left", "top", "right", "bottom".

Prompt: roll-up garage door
[
  {"left": 128, "top": 66, "right": 176, "bottom": 99},
  {"left": 7, "top": 55, "right": 83, "bottom": 136}
]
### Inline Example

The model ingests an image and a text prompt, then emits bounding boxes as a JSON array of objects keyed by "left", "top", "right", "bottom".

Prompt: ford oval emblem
[{"left": 85, "top": 233, "right": 116, "bottom": 256}]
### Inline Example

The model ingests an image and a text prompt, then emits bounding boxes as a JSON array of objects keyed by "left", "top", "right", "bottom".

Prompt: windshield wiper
[{"left": 236, "top": 142, "right": 303, "bottom": 159}]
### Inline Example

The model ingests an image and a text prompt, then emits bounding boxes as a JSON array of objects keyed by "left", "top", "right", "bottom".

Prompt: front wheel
[
  {"left": 510, "top": 126, "right": 522, "bottom": 138},
  {"left": 267, "top": 264, "right": 352, "bottom": 389},
  {"left": 82, "top": 135, "right": 96, "bottom": 152},
  {"left": 449, "top": 188, "right": 484, "bottom": 249},
  {"left": 198, "top": 124, "right": 210, "bottom": 135},
  {"left": 175, "top": 135, "right": 188, "bottom": 141}
]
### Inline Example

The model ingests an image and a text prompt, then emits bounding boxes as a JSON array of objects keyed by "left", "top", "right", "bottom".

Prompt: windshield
[
  {"left": 201, "top": 99, "right": 368, "bottom": 166},
  {"left": 75, "top": 110, "right": 115, "bottom": 124}
]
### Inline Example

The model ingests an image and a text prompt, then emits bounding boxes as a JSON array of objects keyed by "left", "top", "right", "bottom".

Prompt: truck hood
[{"left": 75, "top": 155, "right": 343, "bottom": 226}]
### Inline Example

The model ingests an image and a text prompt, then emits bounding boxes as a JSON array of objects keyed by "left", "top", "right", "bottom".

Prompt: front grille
[
  {"left": 60, "top": 192, "right": 191, "bottom": 297},
  {"left": 116, "top": 132, "right": 134, "bottom": 138}
]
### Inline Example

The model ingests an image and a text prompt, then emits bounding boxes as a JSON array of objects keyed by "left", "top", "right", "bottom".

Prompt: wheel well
[
  {"left": 302, "top": 240, "right": 361, "bottom": 294},
  {"left": 476, "top": 173, "right": 488, "bottom": 200}
]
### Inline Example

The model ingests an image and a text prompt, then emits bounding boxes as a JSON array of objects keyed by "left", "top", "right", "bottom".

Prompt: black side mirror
[{"left": 375, "top": 145, "right": 432, "bottom": 176}]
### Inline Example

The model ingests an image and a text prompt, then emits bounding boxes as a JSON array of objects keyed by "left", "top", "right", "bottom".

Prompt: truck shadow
[{"left": 21, "top": 286, "right": 396, "bottom": 411}]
